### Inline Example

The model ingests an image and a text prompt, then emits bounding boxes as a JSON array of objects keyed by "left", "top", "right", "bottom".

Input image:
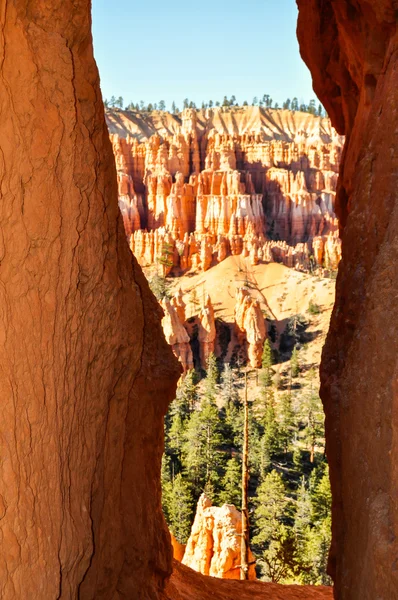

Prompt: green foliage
[
  {"left": 147, "top": 272, "right": 171, "bottom": 301},
  {"left": 218, "top": 458, "right": 242, "bottom": 507},
  {"left": 291, "top": 346, "right": 300, "bottom": 378},
  {"left": 182, "top": 396, "right": 224, "bottom": 494},
  {"left": 253, "top": 471, "right": 290, "bottom": 545},
  {"left": 203, "top": 352, "right": 219, "bottom": 401},
  {"left": 278, "top": 392, "right": 296, "bottom": 455},
  {"left": 162, "top": 351, "right": 330, "bottom": 584},
  {"left": 162, "top": 473, "right": 195, "bottom": 544},
  {"left": 104, "top": 96, "right": 327, "bottom": 117},
  {"left": 260, "top": 339, "right": 274, "bottom": 388},
  {"left": 307, "top": 299, "right": 321, "bottom": 315}
]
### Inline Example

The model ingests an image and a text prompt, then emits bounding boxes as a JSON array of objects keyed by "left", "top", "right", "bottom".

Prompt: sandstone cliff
[
  {"left": 297, "top": 1, "right": 398, "bottom": 598},
  {"left": 182, "top": 494, "right": 256, "bottom": 580},
  {"left": 107, "top": 107, "right": 343, "bottom": 274},
  {"left": 0, "top": 2, "right": 181, "bottom": 598}
]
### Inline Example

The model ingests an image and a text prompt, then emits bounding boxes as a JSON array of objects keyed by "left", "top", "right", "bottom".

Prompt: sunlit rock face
[
  {"left": 182, "top": 494, "right": 256, "bottom": 581},
  {"left": 298, "top": 1, "right": 398, "bottom": 598},
  {"left": 108, "top": 106, "right": 343, "bottom": 273}
]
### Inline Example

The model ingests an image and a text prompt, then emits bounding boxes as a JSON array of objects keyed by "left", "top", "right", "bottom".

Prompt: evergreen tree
[
  {"left": 116, "top": 96, "right": 124, "bottom": 108},
  {"left": 260, "top": 339, "right": 274, "bottom": 388},
  {"left": 171, "top": 101, "right": 177, "bottom": 114},
  {"left": 109, "top": 95, "right": 116, "bottom": 107},
  {"left": 279, "top": 391, "right": 296, "bottom": 455},
  {"left": 311, "top": 467, "right": 332, "bottom": 522},
  {"left": 182, "top": 396, "right": 224, "bottom": 494},
  {"left": 176, "top": 369, "right": 198, "bottom": 413},
  {"left": 308, "top": 99, "right": 317, "bottom": 115},
  {"left": 220, "top": 364, "right": 239, "bottom": 407},
  {"left": 203, "top": 352, "right": 219, "bottom": 402},
  {"left": 163, "top": 473, "right": 195, "bottom": 544},
  {"left": 148, "top": 271, "right": 171, "bottom": 301},
  {"left": 218, "top": 457, "right": 242, "bottom": 507},
  {"left": 302, "top": 370, "right": 324, "bottom": 462},
  {"left": 291, "top": 346, "right": 300, "bottom": 378},
  {"left": 294, "top": 477, "right": 312, "bottom": 554},
  {"left": 261, "top": 390, "right": 281, "bottom": 461},
  {"left": 159, "top": 100, "right": 166, "bottom": 111},
  {"left": 252, "top": 96, "right": 258, "bottom": 106},
  {"left": 291, "top": 97, "right": 299, "bottom": 111},
  {"left": 183, "top": 98, "right": 189, "bottom": 109}
]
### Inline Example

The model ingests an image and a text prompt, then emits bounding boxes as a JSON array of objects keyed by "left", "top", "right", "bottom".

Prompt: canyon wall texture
[
  {"left": 297, "top": 1, "right": 398, "bottom": 598},
  {"left": 108, "top": 107, "right": 343, "bottom": 274},
  {"left": 0, "top": 2, "right": 181, "bottom": 598}
]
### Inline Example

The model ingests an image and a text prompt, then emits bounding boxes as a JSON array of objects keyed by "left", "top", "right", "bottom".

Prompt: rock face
[
  {"left": 182, "top": 494, "right": 256, "bottom": 580},
  {"left": 167, "top": 560, "right": 333, "bottom": 600},
  {"left": 162, "top": 296, "right": 194, "bottom": 373},
  {"left": 0, "top": 2, "right": 181, "bottom": 598},
  {"left": 107, "top": 107, "right": 343, "bottom": 273},
  {"left": 297, "top": 2, "right": 398, "bottom": 598},
  {"left": 234, "top": 288, "right": 267, "bottom": 368}
]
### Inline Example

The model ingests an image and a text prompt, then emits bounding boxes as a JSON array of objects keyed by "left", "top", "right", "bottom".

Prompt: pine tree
[
  {"left": 279, "top": 391, "right": 296, "bottom": 455},
  {"left": 311, "top": 467, "right": 332, "bottom": 523},
  {"left": 109, "top": 95, "right": 116, "bottom": 107},
  {"left": 116, "top": 96, "right": 124, "bottom": 108},
  {"left": 260, "top": 339, "right": 274, "bottom": 388},
  {"left": 302, "top": 369, "right": 324, "bottom": 462},
  {"left": 261, "top": 390, "right": 281, "bottom": 461},
  {"left": 252, "top": 471, "right": 296, "bottom": 582},
  {"left": 171, "top": 101, "right": 177, "bottom": 114},
  {"left": 182, "top": 396, "right": 224, "bottom": 494},
  {"left": 164, "top": 473, "right": 195, "bottom": 544},
  {"left": 291, "top": 346, "right": 300, "bottom": 378},
  {"left": 220, "top": 364, "right": 239, "bottom": 408},
  {"left": 203, "top": 352, "right": 219, "bottom": 402},
  {"left": 218, "top": 457, "right": 242, "bottom": 507},
  {"left": 294, "top": 477, "right": 312, "bottom": 554},
  {"left": 176, "top": 369, "right": 198, "bottom": 413},
  {"left": 159, "top": 100, "right": 166, "bottom": 111}
]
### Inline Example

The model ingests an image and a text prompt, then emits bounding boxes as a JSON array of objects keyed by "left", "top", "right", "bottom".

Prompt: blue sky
[{"left": 92, "top": 0, "right": 316, "bottom": 110}]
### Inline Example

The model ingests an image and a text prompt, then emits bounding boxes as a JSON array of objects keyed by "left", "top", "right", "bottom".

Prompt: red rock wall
[
  {"left": 0, "top": 1, "right": 180, "bottom": 598},
  {"left": 108, "top": 108, "right": 343, "bottom": 273},
  {"left": 297, "top": 2, "right": 398, "bottom": 597}
]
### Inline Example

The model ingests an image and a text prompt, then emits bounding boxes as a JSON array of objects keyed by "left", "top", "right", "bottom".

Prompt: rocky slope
[
  {"left": 167, "top": 561, "right": 333, "bottom": 600},
  {"left": 107, "top": 107, "right": 343, "bottom": 274},
  {"left": 297, "top": 1, "right": 398, "bottom": 598}
]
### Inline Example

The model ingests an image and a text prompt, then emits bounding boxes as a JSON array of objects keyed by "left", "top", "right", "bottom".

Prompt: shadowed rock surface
[
  {"left": 0, "top": 1, "right": 181, "bottom": 598},
  {"left": 167, "top": 561, "right": 333, "bottom": 599},
  {"left": 297, "top": 1, "right": 398, "bottom": 598}
]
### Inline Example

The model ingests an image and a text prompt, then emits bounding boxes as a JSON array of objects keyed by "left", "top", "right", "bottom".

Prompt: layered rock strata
[
  {"left": 297, "top": 1, "right": 398, "bottom": 598},
  {"left": 108, "top": 107, "right": 343, "bottom": 274},
  {"left": 0, "top": 2, "right": 181, "bottom": 598},
  {"left": 182, "top": 494, "right": 256, "bottom": 580}
]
